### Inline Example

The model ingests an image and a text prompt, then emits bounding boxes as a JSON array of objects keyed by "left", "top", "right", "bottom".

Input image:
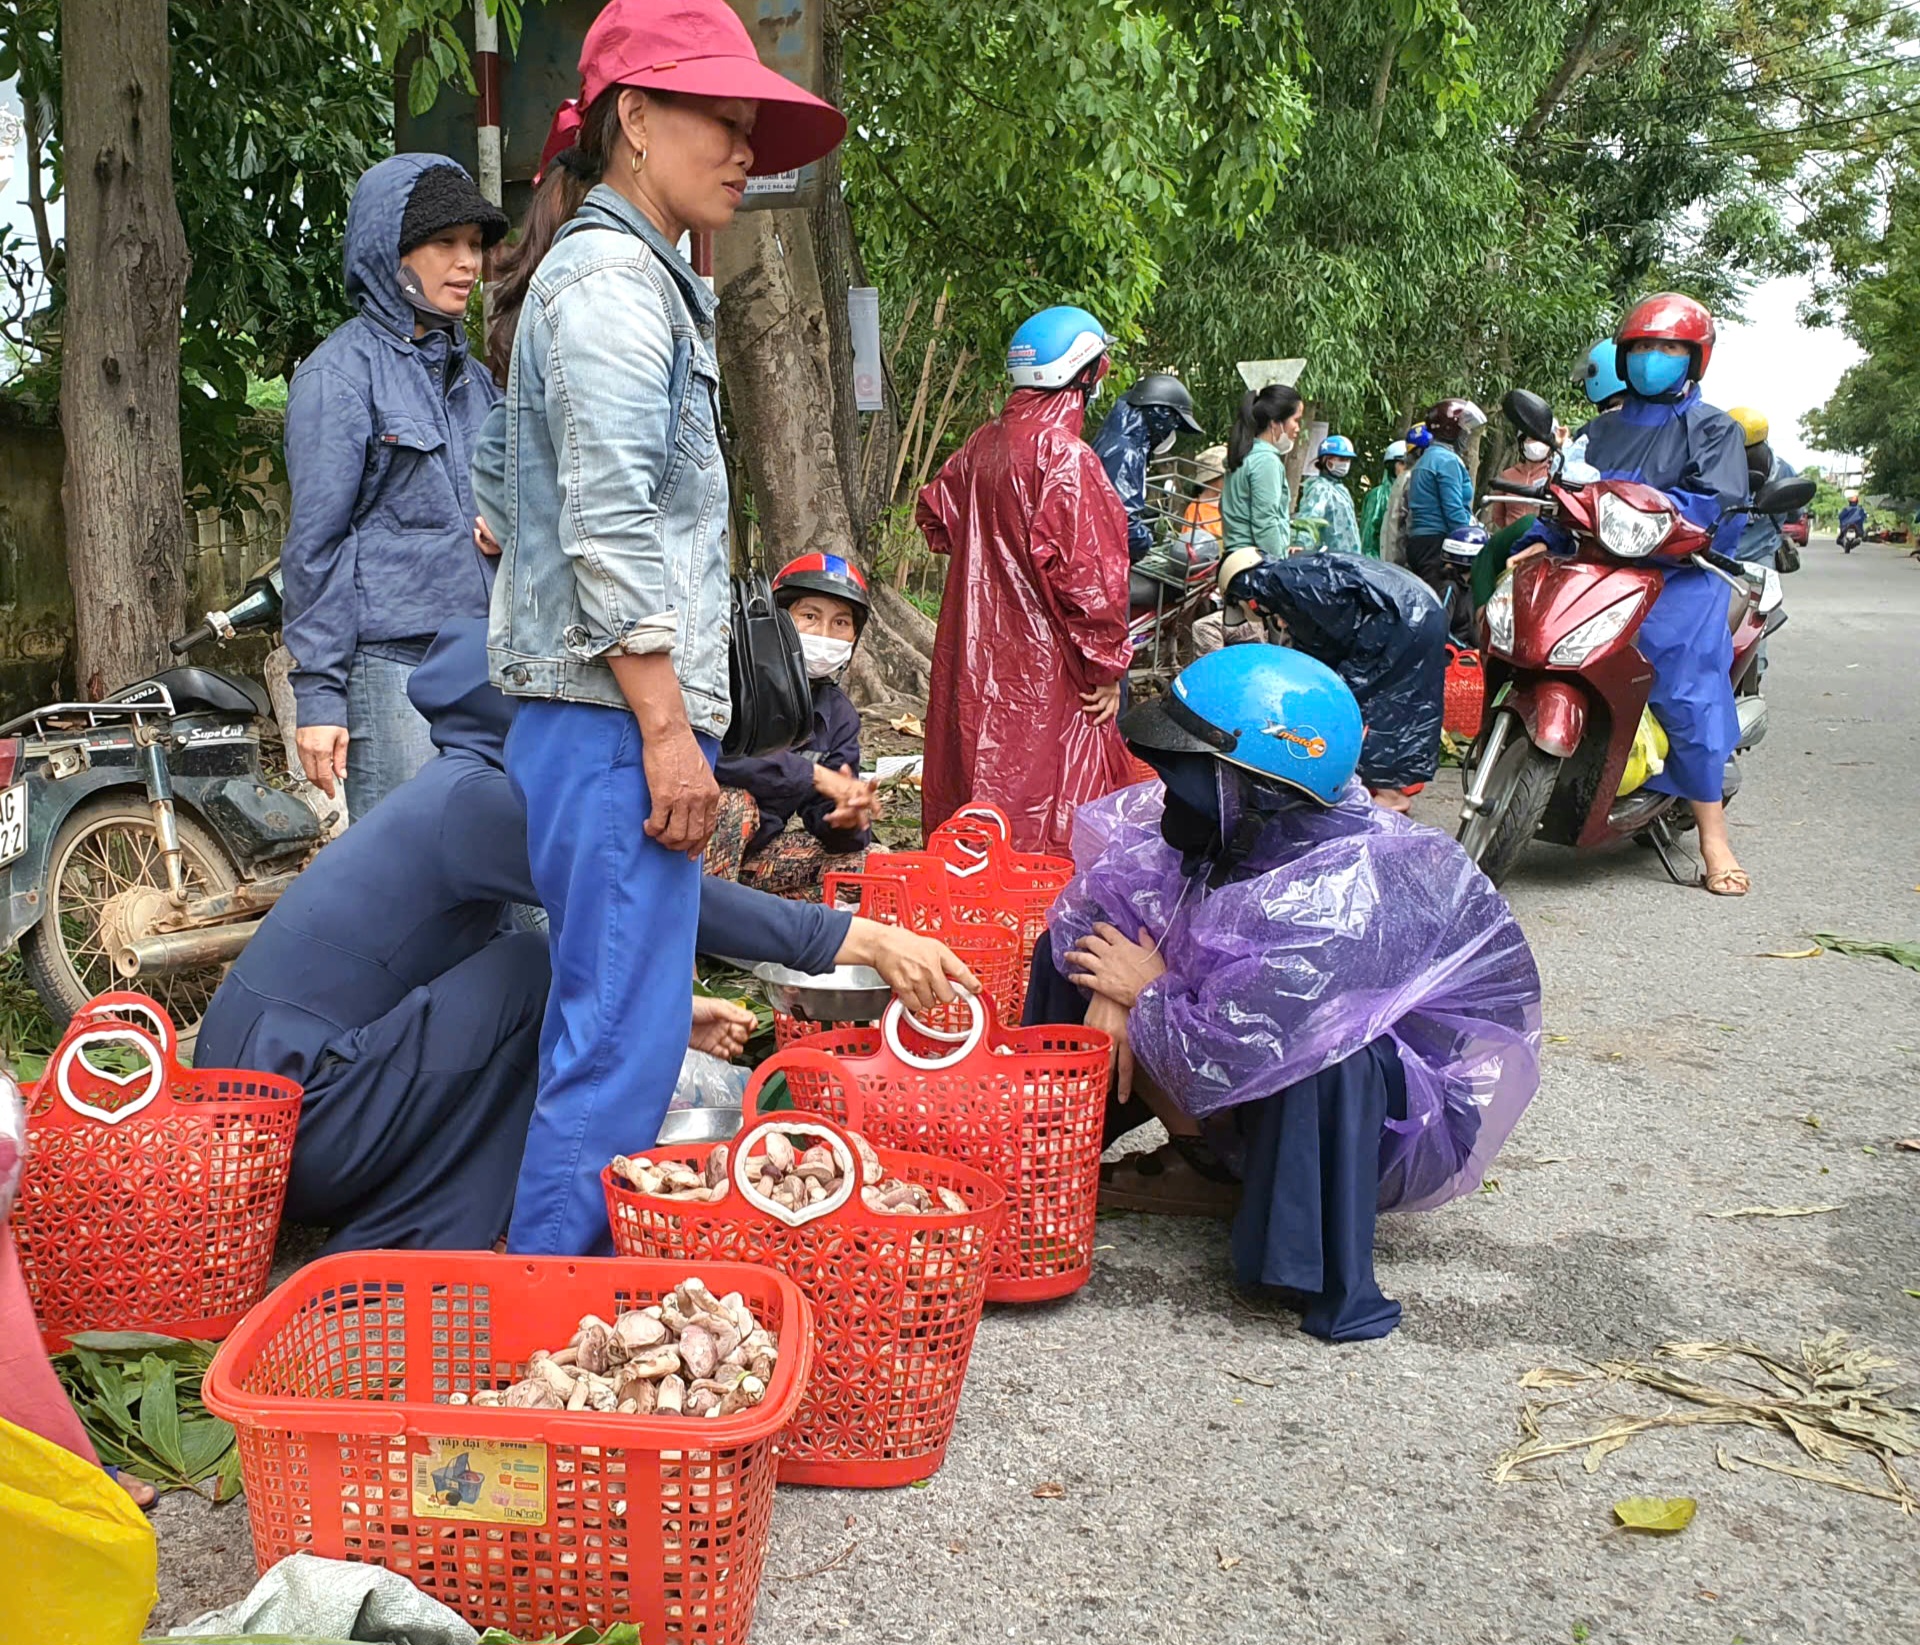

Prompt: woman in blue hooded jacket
[{"left": 281, "top": 154, "right": 507, "bottom": 820}]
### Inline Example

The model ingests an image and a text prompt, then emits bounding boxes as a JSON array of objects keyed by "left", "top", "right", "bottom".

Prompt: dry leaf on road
[
  {"left": 1217, "top": 1551, "right": 1242, "bottom": 1570},
  {"left": 889, "top": 714, "right": 925, "bottom": 739},
  {"left": 1614, "top": 1496, "right": 1697, "bottom": 1533},
  {"left": 1757, "top": 945, "right": 1824, "bottom": 960},
  {"left": 1031, "top": 1481, "right": 1065, "bottom": 1500}
]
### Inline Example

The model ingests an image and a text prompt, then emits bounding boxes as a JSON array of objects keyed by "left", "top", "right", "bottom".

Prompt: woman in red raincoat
[{"left": 916, "top": 306, "right": 1135, "bottom": 854}]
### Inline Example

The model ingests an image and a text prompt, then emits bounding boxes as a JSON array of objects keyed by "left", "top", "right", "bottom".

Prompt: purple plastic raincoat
[{"left": 1049, "top": 782, "right": 1542, "bottom": 1211}]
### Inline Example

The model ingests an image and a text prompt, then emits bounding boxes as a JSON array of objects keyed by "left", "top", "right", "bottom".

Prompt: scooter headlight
[
  {"left": 1547, "top": 594, "right": 1645, "bottom": 667},
  {"left": 1594, "top": 492, "right": 1673, "bottom": 559},
  {"left": 1485, "top": 572, "right": 1516, "bottom": 655}
]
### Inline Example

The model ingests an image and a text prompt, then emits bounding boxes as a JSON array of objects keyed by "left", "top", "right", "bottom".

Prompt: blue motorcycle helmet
[
  {"left": 1580, "top": 339, "right": 1628, "bottom": 406},
  {"left": 1119, "top": 645, "right": 1363, "bottom": 811},
  {"left": 1006, "top": 305, "right": 1111, "bottom": 392},
  {"left": 1407, "top": 423, "right": 1433, "bottom": 452},
  {"left": 1319, "top": 433, "right": 1357, "bottom": 458}
]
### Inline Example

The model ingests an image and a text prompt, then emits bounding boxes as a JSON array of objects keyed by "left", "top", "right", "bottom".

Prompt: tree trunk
[
  {"left": 1367, "top": 27, "right": 1401, "bottom": 152},
  {"left": 58, "top": 0, "right": 191, "bottom": 698}
]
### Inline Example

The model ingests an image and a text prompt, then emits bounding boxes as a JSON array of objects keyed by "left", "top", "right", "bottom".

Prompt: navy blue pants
[
  {"left": 286, "top": 930, "right": 550, "bottom": 1253},
  {"left": 1025, "top": 934, "right": 1402, "bottom": 1341},
  {"left": 505, "top": 699, "right": 713, "bottom": 1255}
]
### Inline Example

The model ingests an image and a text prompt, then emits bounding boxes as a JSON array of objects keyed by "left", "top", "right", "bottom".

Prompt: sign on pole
[
  {"left": 848, "top": 288, "right": 884, "bottom": 411},
  {"left": 1236, "top": 359, "right": 1307, "bottom": 392}
]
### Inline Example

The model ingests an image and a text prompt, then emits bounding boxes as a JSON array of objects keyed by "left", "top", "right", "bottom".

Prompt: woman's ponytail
[
  {"left": 485, "top": 88, "right": 626, "bottom": 385},
  {"left": 1226, "top": 383, "right": 1304, "bottom": 472}
]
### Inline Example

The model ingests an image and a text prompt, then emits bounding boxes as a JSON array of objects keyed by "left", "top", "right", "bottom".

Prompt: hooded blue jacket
[
  {"left": 196, "top": 619, "right": 849, "bottom": 1087},
  {"left": 1093, "top": 399, "right": 1188, "bottom": 562},
  {"left": 281, "top": 154, "right": 500, "bottom": 727}
]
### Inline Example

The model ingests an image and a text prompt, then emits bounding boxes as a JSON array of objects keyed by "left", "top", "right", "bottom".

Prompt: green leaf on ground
[
  {"left": 1614, "top": 1495, "right": 1696, "bottom": 1533},
  {"left": 1808, "top": 933, "right": 1920, "bottom": 973},
  {"left": 139, "top": 1358, "right": 185, "bottom": 1474}
]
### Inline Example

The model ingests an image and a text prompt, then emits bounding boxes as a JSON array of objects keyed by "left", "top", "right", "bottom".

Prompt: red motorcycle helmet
[
  {"left": 771, "top": 551, "right": 871, "bottom": 638},
  {"left": 1616, "top": 292, "right": 1717, "bottom": 381}
]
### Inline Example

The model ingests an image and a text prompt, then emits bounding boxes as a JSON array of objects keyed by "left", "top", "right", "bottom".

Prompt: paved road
[{"left": 152, "top": 538, "right": 1920, "bottom": 1643}]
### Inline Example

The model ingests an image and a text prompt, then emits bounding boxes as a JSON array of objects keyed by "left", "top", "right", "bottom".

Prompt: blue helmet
[
  {"left": 1121, "top": 646, "right": 1362, "bottom": 807},
  {"left": 1006, "top": 306, "right": 1110, "bottom": 391},
  {"left": 1581, "top": 339, "right": 1627, "bottom": 406},
  {"left": 1407, "top": 423, "right": 1433, "bottom": 451},
  {"left": 1319, "top": 433, "right": 1357, "bottom": 459}
]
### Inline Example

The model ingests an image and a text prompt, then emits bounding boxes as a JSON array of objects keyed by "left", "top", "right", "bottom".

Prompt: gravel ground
[{"left": 148, "top": 537, "right": 1920, "bottom": 1642}]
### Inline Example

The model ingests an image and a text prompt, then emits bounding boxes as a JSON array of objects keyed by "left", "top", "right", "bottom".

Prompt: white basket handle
[
  {"left": 955, "top": 804, "right": 1011, "bottom": 841},
  {"left": 881, "top": 992, "right": 988, "bottom": 1070},
  {"left": 732, "top": 1116, "right": 858, "bottom": 1227},
  {"left": 53, "top": 1023, "right": 167, "bottom": 1126}
]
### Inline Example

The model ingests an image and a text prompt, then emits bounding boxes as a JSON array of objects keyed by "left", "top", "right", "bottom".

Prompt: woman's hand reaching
[{"left": 688, "top": 995, "right": 756, "bottom": 1060}]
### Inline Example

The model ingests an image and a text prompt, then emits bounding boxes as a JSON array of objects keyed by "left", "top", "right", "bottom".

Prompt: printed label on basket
[{"left": 410, "top": 1437, "right": 549, "bottom": 1524}]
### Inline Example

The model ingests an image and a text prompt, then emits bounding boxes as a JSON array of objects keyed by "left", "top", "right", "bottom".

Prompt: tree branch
[
  {"left": 1368, "top": 26, "right": 1401, "bottom": 152},
  {"left": 864, "top": 145, "right": 1000, "bottom": 264},
  {"left": 1518, "top": 0, "right": 1615, "bottom": 147}
]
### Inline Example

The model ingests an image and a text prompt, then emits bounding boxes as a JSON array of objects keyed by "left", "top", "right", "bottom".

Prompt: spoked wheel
[
  {"left": 20, "top": 795, "right": 238, "bottom": 1034},
  {"left": 1457, "top": 713, "right": 1560, "bottom": 886}
]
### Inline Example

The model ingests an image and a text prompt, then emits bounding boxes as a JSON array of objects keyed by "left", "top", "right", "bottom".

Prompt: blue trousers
[
  {"left": 505, "top": 699, "right": 712, "bottom": 1255},
  {"left": 346, "top": 642, "right": 438, "bottom": 821},
  {"left": 1023, "top": 934, "right": 1402, "bottom": 1341}
]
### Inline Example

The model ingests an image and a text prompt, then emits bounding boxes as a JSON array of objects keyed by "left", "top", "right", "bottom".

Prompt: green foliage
[
  {"left": 375, "top": 0, "right": 535, "bottom": 118},
  {"left": 0, "top": 1, "right": 390, "bottom": 509},
  {"left": 54, "top": 1333, "right": 241, "bottom": 1500}
]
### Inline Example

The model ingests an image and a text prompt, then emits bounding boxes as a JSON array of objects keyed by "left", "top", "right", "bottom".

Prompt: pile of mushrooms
[
  {"left": 449, "top": 1278, "right": 778, "bottom": 1418},
  {"left": 612, "top": 1132, "right": 970, "bottom": 1217}
]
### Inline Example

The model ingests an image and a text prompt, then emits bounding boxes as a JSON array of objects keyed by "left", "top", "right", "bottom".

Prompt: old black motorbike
[{"left": 0, "top": 564, "right": 326, "bottom": 1035}]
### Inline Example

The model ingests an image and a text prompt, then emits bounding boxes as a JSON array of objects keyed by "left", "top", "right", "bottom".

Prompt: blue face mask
[{"left": 1626, "top": 349, "right": 1691, "bottom": 397}]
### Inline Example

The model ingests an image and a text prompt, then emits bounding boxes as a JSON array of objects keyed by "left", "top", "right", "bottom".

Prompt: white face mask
[
  {"left": 800, "top": 633, "right": 854, "bottom": 680},
  {"left": 1269, "top": 431, "right": 1295, "bottom": 456},
  {"left": 1324, "top": 460, "right": 1351, "bottom": 478},
  {"left": 1521, "top": 439, "right": 1551, "bottom": 462}
]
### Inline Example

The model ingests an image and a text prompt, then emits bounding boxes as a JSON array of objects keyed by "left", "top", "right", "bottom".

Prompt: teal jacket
[{"left": 1220, "top": 441, "right": 1293, "bottom": 556}]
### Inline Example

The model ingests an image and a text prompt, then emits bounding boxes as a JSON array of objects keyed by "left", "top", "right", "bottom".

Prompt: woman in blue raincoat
[
  {"left": 1022, "top": 647, "right": 1542, "bottom": 1341},
  {"left": 1575, "top": 294, "right": 1752, "bottom": 895}
]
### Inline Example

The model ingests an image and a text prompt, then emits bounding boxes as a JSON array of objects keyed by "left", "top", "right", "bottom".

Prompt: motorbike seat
[{"left": 107, "top": 666, "right": 272, "bottom": 720}]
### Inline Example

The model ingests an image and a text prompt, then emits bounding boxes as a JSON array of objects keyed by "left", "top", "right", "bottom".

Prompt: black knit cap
[{"left": 398, "top": 165, "right": 509, "bottom": 255}]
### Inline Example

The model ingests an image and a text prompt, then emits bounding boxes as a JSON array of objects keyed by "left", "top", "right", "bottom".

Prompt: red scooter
[{"left": 1457, "top": 391, "right": 1812, "bottom": 887}]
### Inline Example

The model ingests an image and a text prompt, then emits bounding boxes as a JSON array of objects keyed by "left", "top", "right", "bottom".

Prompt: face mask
[
  {"left": 1521, "top": 439, "right": 1551, "bottom": 462},
  {"left": 1269, "top": 431, "right": 1295, "bottom": 456},
  {"left": 1152, "top": 430, "right": 1178, "bottom": 456},
  {"left": 800, "top": 633, "right": 854, "bottom": 680},
  {"left": 1626, "top": 349, "right": 1690, "bottom": 397},
  {"left": 1323, "top": 460, "right": 1351, "bottom": 479}
]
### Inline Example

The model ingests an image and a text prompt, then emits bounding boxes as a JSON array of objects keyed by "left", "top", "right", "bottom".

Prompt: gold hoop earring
[{"left": 632, "top": 145, "right": 647, "bottom": 174}]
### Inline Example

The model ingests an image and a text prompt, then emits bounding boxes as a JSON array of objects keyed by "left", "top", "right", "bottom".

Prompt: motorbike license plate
[{"left": 0, "top": 782, "right": 24, "bottom": 868}]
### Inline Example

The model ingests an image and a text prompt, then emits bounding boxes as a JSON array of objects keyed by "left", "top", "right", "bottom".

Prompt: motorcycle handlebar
[{"left": 169, "top": 621, "right": 215, "bottom": 656}]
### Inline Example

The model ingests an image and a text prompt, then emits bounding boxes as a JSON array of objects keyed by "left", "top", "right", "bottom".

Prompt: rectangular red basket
[{"left": 204, "top": 1252, "right": 813, "bottom": 1643}]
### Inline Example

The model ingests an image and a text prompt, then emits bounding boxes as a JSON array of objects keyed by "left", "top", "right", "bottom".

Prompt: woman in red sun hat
[{"left": 484, "top": 0, "right": 845, "bottom": 1256}]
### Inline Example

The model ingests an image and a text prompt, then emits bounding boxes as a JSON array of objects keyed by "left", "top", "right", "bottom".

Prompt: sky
[{"left": 1710, "top": 275, "right": 1862, "bottom": 476}]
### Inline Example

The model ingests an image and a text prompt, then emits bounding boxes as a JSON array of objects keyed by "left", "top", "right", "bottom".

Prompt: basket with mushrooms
[
  {"left": 602, "top": 1054, "right": 1009, "bottom": 1487},
  {"left": 449, "top": 1277, "right": 780, "bottom": 1419}
]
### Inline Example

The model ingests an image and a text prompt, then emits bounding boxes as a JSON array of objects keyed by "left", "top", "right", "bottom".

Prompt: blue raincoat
[
  {"left": 1093, "top": 399, "right": 1190, "bottom": 563},
  {"left": 1577, "top": 386, "right": 1748, "bottom": 803},
  {"left": 1223, "top": 554, "right": 1448, "bottom": 788}
]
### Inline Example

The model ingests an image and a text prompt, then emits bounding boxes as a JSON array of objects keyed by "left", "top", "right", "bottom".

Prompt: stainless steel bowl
[
  {"left": 750, "top": 961, "right": 892, "bottom": 1024},
  {"left": 655, "top": 1106, "right": 745, "bottom": 1147}
]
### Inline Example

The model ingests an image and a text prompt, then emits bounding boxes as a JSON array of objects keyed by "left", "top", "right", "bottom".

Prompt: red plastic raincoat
[{"left": 916, "top": 389, "right": 1135, "bottom": 853}]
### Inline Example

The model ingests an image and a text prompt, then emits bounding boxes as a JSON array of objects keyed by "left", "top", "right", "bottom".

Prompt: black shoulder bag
[{"left": 724, "top": 567, "right": 814, "bottom": 757}]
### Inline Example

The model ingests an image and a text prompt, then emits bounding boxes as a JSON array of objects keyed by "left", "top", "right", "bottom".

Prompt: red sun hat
[{"left": 540, "top": 0, "right": 847, "bottom": 181}]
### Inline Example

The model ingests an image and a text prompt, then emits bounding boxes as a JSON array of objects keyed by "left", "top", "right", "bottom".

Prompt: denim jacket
[
  {"left": 282, "top": 153, "right": 499, "bottom": 727},
  {"left": 487, "top": 186, "right": 731, "bottom": 737}
]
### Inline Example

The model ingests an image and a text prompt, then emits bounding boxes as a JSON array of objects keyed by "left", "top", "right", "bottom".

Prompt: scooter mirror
[
  {"left": 1752, "top": 473, "right": 1817, "bottom": 515},
  {"left": 1502, "top": 389, "right": 1557, "bottom": 446}
]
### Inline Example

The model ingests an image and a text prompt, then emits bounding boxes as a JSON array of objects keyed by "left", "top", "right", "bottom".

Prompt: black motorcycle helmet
[{"left": 1125, "top": 372, "right": 1204, "bottom": 434}]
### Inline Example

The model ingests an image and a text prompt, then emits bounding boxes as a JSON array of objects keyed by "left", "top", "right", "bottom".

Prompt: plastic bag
[
  {"left": 670, "top": 1049, "right": 750, "bottom": 1112},
  {"left": 1616, "top": 706, "right": 1670, "bottom": 796},
  {"left": 1049, "top": 782, "right": 1542, "bottom": 1212},
  {"left": 2, "top": 1414, "right": 158, "bottom": 1645}
]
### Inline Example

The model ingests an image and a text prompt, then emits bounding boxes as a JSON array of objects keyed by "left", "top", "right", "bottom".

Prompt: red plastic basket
[
  {"left": 1444, "top": 644, "right": 1486, "bottom": 738},
  {"left": 13, "top": 991, "right": 302, "bottom": 1351},
  {"left": 776, "top": 997, "right": 1109, "bottom": 1303},
  {"left": 820, "top": 864, "right": 1022, "bottom": 1028},
  {"left": 921, "top": 821, "right": 1074, "bottom": 1011},
  {"left": 605, "top": 1062, "right": 1006, "bottom": 1487},
  {"left": 204, "top": 1252, "right": 814, "bottom": 1643}
]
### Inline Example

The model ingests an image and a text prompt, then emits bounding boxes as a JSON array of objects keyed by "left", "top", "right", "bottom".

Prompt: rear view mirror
[
  {"left": 1502, "top": 389, "right": 1557, "bottom": 446},
  {"left": 1753, "top": 474, "right": 1816, "bottom": 515}
]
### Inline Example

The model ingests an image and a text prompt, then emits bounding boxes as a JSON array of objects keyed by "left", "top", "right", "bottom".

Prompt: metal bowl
[
  {"left": 655, "top": 1106, "right": 746, "bottom": 1147},
  {"left": 750, "top": 961, "right": 892, "bottom": 1024}
]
